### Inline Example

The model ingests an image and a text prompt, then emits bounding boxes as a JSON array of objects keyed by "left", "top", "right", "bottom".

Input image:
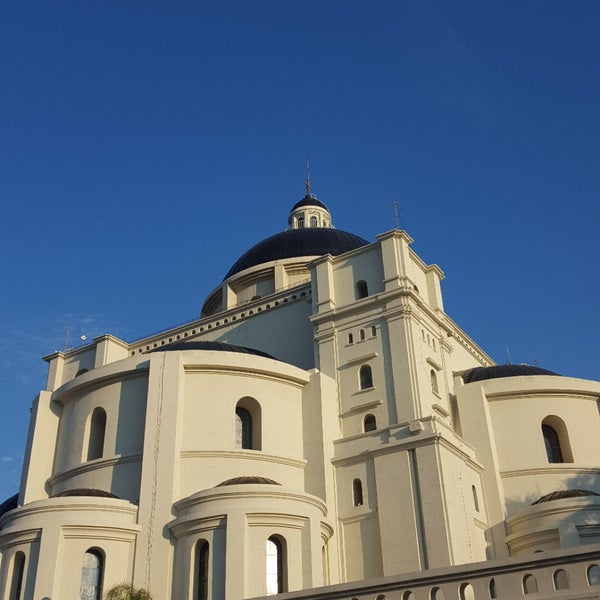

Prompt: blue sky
[{"left": 1, "top": 1, "right": 599, "bottom": 498}]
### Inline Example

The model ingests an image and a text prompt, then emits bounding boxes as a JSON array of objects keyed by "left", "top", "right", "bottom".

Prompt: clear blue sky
[{"left": 1, "top": 1, "right": 599, "bottom": 498}]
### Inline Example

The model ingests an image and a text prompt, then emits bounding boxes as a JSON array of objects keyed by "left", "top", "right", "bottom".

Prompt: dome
[
  {"left": 0, "top": 493, "right": 18, "bottom": 520},
  {"left": 149, "top": 340, "right": 277, "bottom": 360},
  {"left": 291, "top": 194, "right": 329, "bottom": 212},
  {"left": 224, "top": 227, "right": 369, "bottom": 279},
  {"left": 532, "top": 489, "right": 600, "bottom": 505},
  {"left": 461, "top": 364, "right": 560, "bottom": 384},
  {"left": 216, "top": 476, "right": 281, "bottom": 487},
  {"left": 51, "top": 488, "right": 121, "bottom": 499}
]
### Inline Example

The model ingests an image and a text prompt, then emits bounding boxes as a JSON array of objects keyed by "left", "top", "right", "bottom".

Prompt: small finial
[
  {"left": 394, "top": 196, "right": 400, "bottom": 230},
  {"left": 304, "top": 155, "right": 311, "bottom": 197}
]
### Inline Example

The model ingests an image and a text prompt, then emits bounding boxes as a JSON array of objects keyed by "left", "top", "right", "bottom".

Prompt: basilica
[{"left": 1, "top": 191, "right": 600, "bottom": 599}]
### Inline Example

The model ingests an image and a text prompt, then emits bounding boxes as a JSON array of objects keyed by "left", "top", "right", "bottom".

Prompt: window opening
[
  {"left": 553, "top": 569, "right": 569, "bottom": 590},
  {"left": 359, "top": 365, "right": 373, "bottom": 390},
  {"left": 353, "top": 478, "right": 363, "bottom": 506},
  {"left": 80, "top": 549, "right": 103, "bottom": 600},
  {"left": 310, "top": 216, "right": 318, "bottom": 227},
  {"left": 195, "top": 540, "right": 209, "bottom": 600},
  {"left": 523, "top": 574, "right": 538, "bottom": 594},
  {"left": 266, "top": 536, "right": 286, "bottom": 594},
  {"left": 430, "top": 369, "right": 439, "bottom": 394},
  {"left": 359, "top": 329, "right": 365, "bottom": 341},
  {"left": 9, "top": 551, "right": 25, "bottom": 600},
  {"left": 371, "top": 326, "right": 377, "bottom": 337},
  {"left": 236, "top": 407, "right": 253, "bottom": 450},
  {"left": 297, "top": 216, "right": 304, "bottom": 228},
  {"left": 348, "top": 333, "right": 354, "bottom": 344},
  {"left": 364, "top": 414, "right": 377, "bottom": 432},
  {"left": 542, "top": 424, "right": 563, "bottom": 463},
  {"left": 488, "top": 578, "right": 497, "bottom": 599},
  {"left": 472, "top": 485, "right": 479, "bottom": 512},
  {"left": 87, "top": 408, "right": 106, "bottom": 461},
  {"left": 356, "top": 280, "right": 368, "bottom": 299}
]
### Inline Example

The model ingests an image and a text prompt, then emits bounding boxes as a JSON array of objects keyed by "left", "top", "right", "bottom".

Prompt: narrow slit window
[
  {"left": 353, "top": 478, "right": 363, "bottom": 506},
  {"left": 195, "top": 540, "right": 209, "bottom": 600}
]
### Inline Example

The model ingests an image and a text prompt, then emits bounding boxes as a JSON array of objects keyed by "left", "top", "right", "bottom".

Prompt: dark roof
[
  {"left": 291, "top": 194, "right": 329, "bottom": 212},
  {"left": 149, "top": 340, "right": 276, "bottom": 360},
  {"left": 216, "top": 476, "right": 281, "bottom": 487},
  {"left": 532, "top": 489, "right": 600, "bottom": 505},
  {"left": 461, "top": 364, "right": 560, "bottom": 384},
  {"left": 0, "top": 493, "right": 18, "bottom": 520},
  {"left": 224, "top": 227, "right": 369, "bottom": 279},
  {"left": 52, "top": 488, "right": 121, "bottom": 499}
]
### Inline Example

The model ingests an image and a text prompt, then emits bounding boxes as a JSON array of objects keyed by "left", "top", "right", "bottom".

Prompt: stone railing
[{"left": 251, "top": 544, "right": 600, "bottom": 600}]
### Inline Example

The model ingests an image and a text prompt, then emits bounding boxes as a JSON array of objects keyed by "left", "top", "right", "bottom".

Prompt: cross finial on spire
[{"left": 304, "top": 154, "right": 311, "bottom": 197}]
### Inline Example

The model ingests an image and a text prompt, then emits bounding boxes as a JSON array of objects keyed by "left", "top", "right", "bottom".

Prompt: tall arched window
[
  {"left": 235, "top": 397, "right": 261, "bottom": 450},
  {"left": 9, "top": 551, "right": 25, "bottom": 600},
  {"left": 542, "top": 424, "right": 562, "bottom": 463},
  {"left": 359, "top": 365, "right": 373, "bottom": 390},
  {"left": 364, "top": 414, "right": 377, "bottom": 432},
  {"left": 430, "top": 369, "right": 439, "bottom": 394},
  {"left": 353, "top": 478, "right": 363, "bottom": 506},
  {"left": 266, "top": 535, "right": 286, "bottom": 594},
  {"left": 310, "top": 216, "right": 318, "bottom": 227},
  {"left": 488, "top": 578, "right": 497, "bottom": 599},
  {"left": 459, "top": 583, "right": 475, "bottom": 600},
  {"left": 87, "top": 408, "right": 107, "bottom": 461},
  {"left": 348, "top": 333, "right": 354, "bottom": 344},
  {"left": 297, "top": 215, "right": 305, "bottom": 228},
  {"left": 195, "top": 540, "right": 209, "bottom": 600},
  {"left": 356, "top": 280, "right": 368, "bottom": 299},
  {"left": 80, "top": 548, "right": 103, "bottom": 600},
  {"left": 359, "top": 329, "right": 365, "bottom": 341},
  {"left": 236, "top": 407, "right": 252, "bottom": 449}
]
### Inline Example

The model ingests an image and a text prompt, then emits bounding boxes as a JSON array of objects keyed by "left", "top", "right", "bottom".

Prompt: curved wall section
[{"left": 168, "top": 484, "right": 332, "bottom": 599}]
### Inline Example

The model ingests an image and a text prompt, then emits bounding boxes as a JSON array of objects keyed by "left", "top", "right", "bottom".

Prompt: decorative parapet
[{"left": 249, "top": 543, "right": 600, "bottom": 600}]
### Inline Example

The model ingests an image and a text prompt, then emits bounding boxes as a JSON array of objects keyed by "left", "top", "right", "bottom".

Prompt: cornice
[{"left": 47, "top": 454, "right": 142, "bottom": 487}]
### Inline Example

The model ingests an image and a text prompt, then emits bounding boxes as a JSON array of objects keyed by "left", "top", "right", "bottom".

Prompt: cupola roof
[{"left": 461, "top": 364, "right": 559, "bottom": 383}]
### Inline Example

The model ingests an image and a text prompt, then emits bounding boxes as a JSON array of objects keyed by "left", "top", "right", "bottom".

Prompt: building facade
[{"left": 1, "top": 194, "right": 600, "bottom": 599}]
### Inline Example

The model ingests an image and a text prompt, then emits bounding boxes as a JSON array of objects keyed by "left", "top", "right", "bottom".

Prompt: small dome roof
[
  {"left": 52, "top": 488, "right": 121, "bottom": 499},
  {"left": 224, "top": 227, "right": 369, "bottom": 279},
  {"left": 150, "top": 340, "right": 276, "bottom": 360},
  {"left": 216, "top": 476, "right": 281, "bottom": 487},
  {"left": 461, "top": 364, "right": 560, "bottom": 384},
  {"left": 291, "top": 194, "right": 329, "bottom": 212},
  {"left": 0, "top": 493, "right": 18, "bottom": 520},
  {"left": 532, "top": 489, "right": 600, "bottom": 505}
]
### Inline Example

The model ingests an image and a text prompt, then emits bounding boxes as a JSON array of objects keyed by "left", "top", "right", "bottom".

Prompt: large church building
[{"left": 1, "top": 192, "right": 600, "bottom": 600}]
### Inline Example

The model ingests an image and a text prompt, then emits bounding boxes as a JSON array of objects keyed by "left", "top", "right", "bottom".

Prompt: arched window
[
  {"left": 80, "top": 548, "right": 103, "bottom": 600},
  {"left": 364, "top": 414, "right": 377, "bottom": 432},
  {"left": 359, "top": 365, "right": 373, "bottom": 390},
  {"left": 359, "top": 329, "right": 365, "bottom": 341},
  {"left": 9, "top": 551, "right": 25, "bottom": 600},
  {"left": 553, "top": 569, "right": 569, "bottom": 590},
  {"left": 266, "top": 535, "right": 286, "bottom": 594},
  {"left": 371, "top": 326, "right": 377, "bottom": 337},
  {"left": 430, "top": 369, "right": 439, "bottom": 394},
  {"left": 402, "top": 592, "right": 414, "bottom": 600},
  {"left": 353, "top": 478, "right": 363, "bottom": 506},
  {"left": 488, "top": 578, "right": 497, "bottom": 599},
  {"left": 310, "top": 216, "right": 318, "bottom": 227},
  {"left": 356, "top": 280, "right": 368, "bottom": 299},
  {"left": 542, "top": 424, "right": 562, "bottom": 462},
  {"left": 236, "top": 407, "right": 252, "bottom": 449},
  {"left": 472, "top": 485, "right": 479, "bottom": 512},
  {"left": 235, "top": 398, "right": 261, "bottom": 450},
  {"left": 195, "top": 540, "right": 209, "bottom": 600},
  {"left": 523, "top": 574, "right": 538, "bottom": 594},
  {"left": 587, "top": 564, "right": 600, "bottom": 585},
  {"left": 297, "top": 215, "right": 305, "bottom": 228},
  {"left": 348, "top": 333, "right": 354, "bottom": 344},
  {"left": 87, "top": 408, "right": 106, "bottom": 461},
  {"left": 430, "top": 587, "right": 445, "bottom": 600}
]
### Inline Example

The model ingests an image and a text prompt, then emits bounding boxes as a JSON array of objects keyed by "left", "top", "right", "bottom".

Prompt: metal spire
[{"left": 304, "top": 155, "right": 312, "bottom": 197}]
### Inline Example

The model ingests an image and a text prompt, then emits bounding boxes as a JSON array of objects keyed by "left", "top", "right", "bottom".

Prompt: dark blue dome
[
  {"left": 462, "top": 364, "right": 560, "bottom": 383},
  {"left": 150, "top": 340, "right": 277, "bottom": 360},
  {"left": 224, "top": 228, "right": 370, "bottom": 279},
  {"left": 291, "top": 194, "right": 329, "bottom": 212}
]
